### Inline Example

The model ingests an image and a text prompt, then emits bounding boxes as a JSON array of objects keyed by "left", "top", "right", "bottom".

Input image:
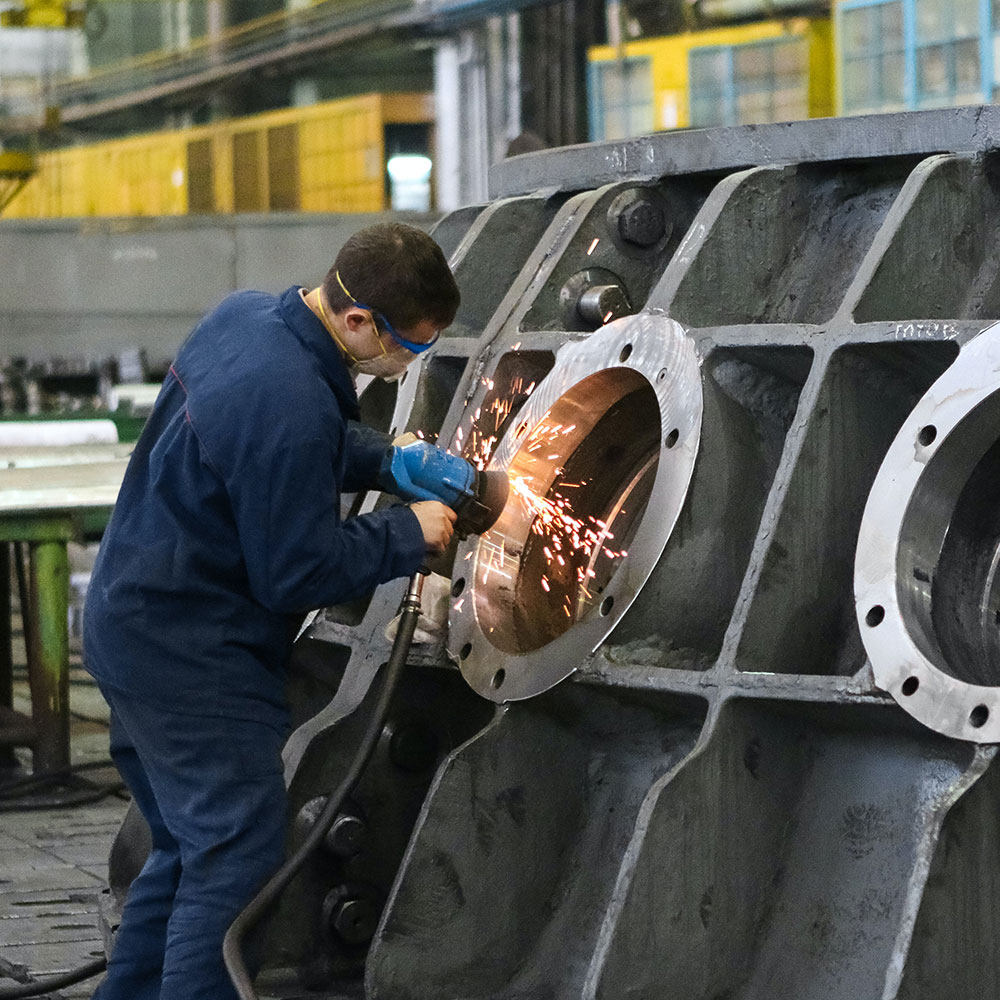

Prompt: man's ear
[{"left": 343, "top": 306, "right": 373, "bottom": 334}]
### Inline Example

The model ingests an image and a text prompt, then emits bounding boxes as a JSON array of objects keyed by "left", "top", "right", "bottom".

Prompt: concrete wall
[{"left": 0, "top": 211, "right": 439, "bottom": 368}]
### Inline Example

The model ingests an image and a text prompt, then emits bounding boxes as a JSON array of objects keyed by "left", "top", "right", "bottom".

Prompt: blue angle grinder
[{"left": 378, "top": 438, "right": 510, "bottom": 539}]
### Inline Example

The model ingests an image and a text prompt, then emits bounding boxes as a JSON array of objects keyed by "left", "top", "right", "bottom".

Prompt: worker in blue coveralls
[{"left": 82, "top": 222, "right": 460, "bottom": 1000}]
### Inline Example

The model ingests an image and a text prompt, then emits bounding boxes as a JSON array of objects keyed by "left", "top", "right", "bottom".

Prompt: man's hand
[{"left": 410, "top": 501, "right": 457, "bottom": 553}]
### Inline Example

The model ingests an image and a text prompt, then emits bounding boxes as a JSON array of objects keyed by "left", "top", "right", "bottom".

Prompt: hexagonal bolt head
[
  {"left": 617, "top": 199, "right": 667, "bottom": 247},
  {"left": 324, "top": 813, "right": 367, "bottom": 858},
  {"left": 331, "top": 896, "right": 380, "bottom": 945}
]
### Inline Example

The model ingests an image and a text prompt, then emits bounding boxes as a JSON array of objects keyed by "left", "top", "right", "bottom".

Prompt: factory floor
[{"left": 0, "top": 666, "right": 126, "bottom": 999}]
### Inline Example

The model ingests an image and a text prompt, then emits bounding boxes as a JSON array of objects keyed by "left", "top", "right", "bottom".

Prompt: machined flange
[
  {"left": 448, "top": 313, "right": 702, "bottom": 701},
  {"left": 856, "top": 321, "right": 1000, "bottom": 742}
]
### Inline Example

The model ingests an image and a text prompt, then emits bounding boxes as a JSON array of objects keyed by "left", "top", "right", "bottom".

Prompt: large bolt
[
  {"left": 577, "top": 284, "right": 631, "bottom": 325},
  {"left": 330, "top": 895, "right": 380, "bottom": 945},
  {"left": 325, "top": 813, "right": 367, "bottom": 858},
  {"left": 294, "top": 796, "right": 367, "bottom": 857},
  {"left": 617, "top": 198, "right": 666, "bottom": 247}
]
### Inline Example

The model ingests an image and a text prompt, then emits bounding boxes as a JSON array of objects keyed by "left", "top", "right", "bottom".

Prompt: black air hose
[{"left": 0, "top": 957, "right": 107, "bottom": 999}]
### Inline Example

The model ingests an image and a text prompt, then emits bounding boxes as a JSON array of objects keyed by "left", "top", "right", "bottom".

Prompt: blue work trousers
[{"left": 93, "top": 683, "right": 287, "bottom": 1000}]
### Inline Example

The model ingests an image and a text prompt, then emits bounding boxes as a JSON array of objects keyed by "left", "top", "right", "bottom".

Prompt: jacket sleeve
[
  {"left": 343, "top": 420, "right": 391, "bottom": 493},
  {"left": 221, "top": 417, "right": 425, "bottom": 615}
]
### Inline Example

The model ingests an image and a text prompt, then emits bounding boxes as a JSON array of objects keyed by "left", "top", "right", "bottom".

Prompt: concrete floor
[{"left": 0, "top": 670, "right": 127, "bottom": 998}]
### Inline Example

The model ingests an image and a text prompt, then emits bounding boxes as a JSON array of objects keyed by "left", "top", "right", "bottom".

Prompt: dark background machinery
[{"left": 9, "top": 104, "right": 1000, "bottom": 998}]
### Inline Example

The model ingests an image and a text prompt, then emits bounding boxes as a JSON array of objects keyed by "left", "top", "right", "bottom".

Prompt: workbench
[{"left": 0, "top": 443, "right": 132, "bottom": 772}]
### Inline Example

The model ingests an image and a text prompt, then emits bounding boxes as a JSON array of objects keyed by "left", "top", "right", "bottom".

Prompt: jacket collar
[{"left": 279, "top": 286, "right": 360, "bottom": 421}]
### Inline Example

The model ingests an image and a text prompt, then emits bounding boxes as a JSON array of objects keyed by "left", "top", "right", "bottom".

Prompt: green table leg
[
  {"left": 0, "top": 544, "right": 13, "bottom": 769},
  {"left": 26, "top": 540, "right": 70, "bottom": 773},
  {"left": 0, "top": 544, "right": 10, "bottom": 712}
]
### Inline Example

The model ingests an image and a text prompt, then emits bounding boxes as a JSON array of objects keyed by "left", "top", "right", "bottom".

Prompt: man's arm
[
  {"left": 230, "top": 431, "right": 426, "bottom": 614},
  {"left": 343, "top": 420, "right": 391, "bottom": 493}
]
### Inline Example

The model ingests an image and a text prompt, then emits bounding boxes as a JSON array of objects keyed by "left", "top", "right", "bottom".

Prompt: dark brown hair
[{"left": 322, "top": 222, "right": 460, "bottom": 332}]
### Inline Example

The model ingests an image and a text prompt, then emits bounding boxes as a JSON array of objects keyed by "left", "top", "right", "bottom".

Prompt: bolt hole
[
  {"left": 971, "top": 704, "right": 990, "bottom": 728},
  {"left": 665, "top": 428, "right": 679, "bottom": 449},
  {"left": 459, "top": 642, "right": 472, "bottom": 660},
  {"left": 865, "top": 605, "right": 885, "bottom": 627},
  {"left": 600, "top": 595, "right": 614, "bottom": 616},
  {"left": 913, "top": 567, "right": 930, "bottom": 583},
  {"left": 451, "top": 577, "right": 465, "bottom": 598},
  {"left": 619, "top": 343, "right": 633, "bottom": 363},
  {"left": 901, "top": 676, "right": 919, "bottom": 696},
  {"left": 917, "top": 425, "right": 937, "bottom": 447},
  {"left": 516, "top": 422, "right": 528, "bottom": 438},
  {"left": 400, "top": 369, "right": 409, "bottom": 386},
  {"left": 657, "top": 368, "right": 668, "bottom": 382},
  {"left": 492, "top": 668, "right": 505, "bottom": 689}
]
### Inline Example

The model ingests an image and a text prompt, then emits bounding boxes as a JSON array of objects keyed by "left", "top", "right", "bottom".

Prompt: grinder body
[{"left": 379, "top": 440, "right": 509, "bottom": 536}]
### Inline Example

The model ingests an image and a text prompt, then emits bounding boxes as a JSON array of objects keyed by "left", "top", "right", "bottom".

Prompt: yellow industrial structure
[
  {"left": 3, "top": 92, "right": 433, "bottom": 218},
  {"left": 0, "top": 0, "right": 85, "bottom": 28},
  {"left": 0, "top": 150, "right": 36, "bottom": 211},
  {"left": 587, "top": 17, "right": 833, "bottom": 140}
]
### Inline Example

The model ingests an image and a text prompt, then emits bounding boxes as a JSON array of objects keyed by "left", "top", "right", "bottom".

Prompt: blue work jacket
[{"left": 83, "top": 286, "right": 425, "bottom": 727}]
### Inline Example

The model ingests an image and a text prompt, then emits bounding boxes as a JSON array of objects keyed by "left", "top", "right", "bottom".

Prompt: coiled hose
[{"left": 223, "top": 573, "right": 425, "bottom": 1000}]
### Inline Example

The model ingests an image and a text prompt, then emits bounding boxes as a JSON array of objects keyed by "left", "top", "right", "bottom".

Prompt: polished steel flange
[
  {"left": 449, "top": 313, "right": 703, "bottom": 701},
  {"left": 856, "top": 321, "right": 1000, "bottom": 742}
]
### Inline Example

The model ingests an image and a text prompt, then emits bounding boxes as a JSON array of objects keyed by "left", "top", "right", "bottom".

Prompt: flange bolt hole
[
  {"left": 492, "top": 668, "right": 505, "bottom": 689},
  {"left": 971, "top": 705, "right": 990, "bottom": 728},
  {"left": 665, "top": 428, "right": 679, "bottom": 449},
  {"left": 451, "top": 577, "right": 465, "bottom": 598},
  {"left": 865, "top": 605, "right": 885, "bottom": 627},
  {"left": 918, "top": 425, "right": 937, "bottom": 447},
  {"left": 619, "top": 343, "right": 633, "bottom": 363},
  {"left": 459, "top": 642, "right": 472, "bottom": 660},
  {"left": 600, "top": 595, "right": 614, "bottom": 616},
  {"left": 901, "top": 676, "right": 919, "bottom": 697}
]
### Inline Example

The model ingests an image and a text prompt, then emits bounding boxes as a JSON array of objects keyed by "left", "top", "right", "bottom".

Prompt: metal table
[{"left": 0, "top": 447, "right": 131, "bottom": 772}]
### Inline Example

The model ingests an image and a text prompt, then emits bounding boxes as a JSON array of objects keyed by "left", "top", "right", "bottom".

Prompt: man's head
[{"left": 320, "top": 223, "right": 460, "bottom": 380}]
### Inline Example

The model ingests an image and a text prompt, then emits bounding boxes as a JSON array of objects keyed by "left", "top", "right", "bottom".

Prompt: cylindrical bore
[
  {"left": 898, "top": 394, "right": 1000, "bottom": 686},
  {"left": 856, "top": 321, "right": 1000, "bottom": 742},
  {"left": 449, "top": 313, "right": 702, "bottom": 702},
  {"left": 475, "top": 368, "right": 660, "bottom": 654}
]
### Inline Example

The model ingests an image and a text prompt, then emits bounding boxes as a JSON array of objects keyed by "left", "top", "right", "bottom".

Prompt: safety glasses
[{"left": 336, "top": 271, "right": 439, "bottom": 355}]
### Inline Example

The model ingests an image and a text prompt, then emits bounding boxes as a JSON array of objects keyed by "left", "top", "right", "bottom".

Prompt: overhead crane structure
[{"left": 0, "top": 0, "right": 467, "bottom": 131}]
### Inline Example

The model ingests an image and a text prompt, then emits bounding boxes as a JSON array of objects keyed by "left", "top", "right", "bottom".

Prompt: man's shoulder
[
  {"left": 180, "top": 294, "right": 341, "bottom": 452},
  {"left": 180, "top": 289, "right": 310, "bottom": 381},
  {"left": 192, "top": 289, "right": 285, "bottom": 342}
]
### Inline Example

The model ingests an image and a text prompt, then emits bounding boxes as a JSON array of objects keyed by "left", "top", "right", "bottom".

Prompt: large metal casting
[{"left": 97, "top": 107, "right": 1000, "bottom": 999}]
